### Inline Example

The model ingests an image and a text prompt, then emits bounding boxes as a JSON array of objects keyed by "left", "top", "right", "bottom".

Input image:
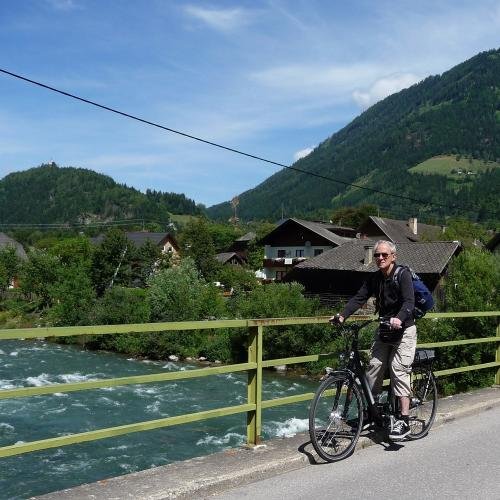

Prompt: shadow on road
[
  {"left": 297, "top": 430, "right": 405, "bottom": 466},
  {"left": 297, "top": 440, "right": 326, "bottom": 465}
]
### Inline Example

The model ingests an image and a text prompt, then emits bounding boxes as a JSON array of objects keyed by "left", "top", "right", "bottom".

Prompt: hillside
[
  {"left": 207, "top": 49, "right": 500, "bottom": 225},
  {"left": 0, "top": 163, "right": 202, "bottom": 225}
]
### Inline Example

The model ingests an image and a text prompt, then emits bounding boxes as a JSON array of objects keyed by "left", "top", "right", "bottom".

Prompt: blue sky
[{"left": 1, "top": 1, "right": 499, "bottom": 208}]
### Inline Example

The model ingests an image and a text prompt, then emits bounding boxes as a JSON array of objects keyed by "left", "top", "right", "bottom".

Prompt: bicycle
[{"left": 308, "top": 319, "right": 438, "bottom": 462}]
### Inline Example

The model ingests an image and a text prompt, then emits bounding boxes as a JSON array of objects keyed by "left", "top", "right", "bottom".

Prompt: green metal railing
[{"left": 0, "top": 311, "right": 498, "bottom": 458}]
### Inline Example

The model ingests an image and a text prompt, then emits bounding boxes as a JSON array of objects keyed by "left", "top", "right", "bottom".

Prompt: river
[{"left": 0, "top": 339, "right": 318, "bottom": 499}]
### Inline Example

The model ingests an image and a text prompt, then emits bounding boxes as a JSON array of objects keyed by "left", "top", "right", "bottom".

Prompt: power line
[
  {"left": 0, "top": 67, "right": 489, "bottom": 216},
  {"left": 0, "top": 219, "right": 171, "bottom": 229}
]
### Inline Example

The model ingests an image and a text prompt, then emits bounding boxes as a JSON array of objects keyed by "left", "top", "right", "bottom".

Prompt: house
[
  {"left": 259, "top": 218, "right": 356, "bottom": 281},
  {"left": 216, "top": 252, "right": 246, "bottom": 266},
  {"left": 124, "top": 232, "right": 179, "bottom": 256},
  {"left": 285, "top": 240, "right": 462, "bottom": 306},
  {"left": 227, "top": 232, "right": 256, "bottom": 262},
  {"left": 358, "top": 216, "right": 444, "bottom": 243},
  {"left": 0, "top": 232, "right": 28, "bottom": 288},
  {"left": 92, "top": 232, "right": 179, "bottom": 257}
]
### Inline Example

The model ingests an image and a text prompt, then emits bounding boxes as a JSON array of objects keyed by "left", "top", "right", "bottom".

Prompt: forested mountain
[
  {"left": 0, "top": 163, "right": 202, "bottom": 225},
  {"left": 207, "top": 49, "right": 500, "bottom": 225}
]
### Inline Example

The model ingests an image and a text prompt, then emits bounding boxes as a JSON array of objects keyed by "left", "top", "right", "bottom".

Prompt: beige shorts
[{"left": 366, "top": 325, "right": 417, "bottom": 397}]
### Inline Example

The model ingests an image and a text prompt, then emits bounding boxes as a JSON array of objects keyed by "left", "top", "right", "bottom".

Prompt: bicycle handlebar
[{"left": 330, "top": 317, "right": 394, "bottom": 336}]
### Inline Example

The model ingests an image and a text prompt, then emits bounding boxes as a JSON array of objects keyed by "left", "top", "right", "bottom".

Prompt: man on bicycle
[{"left": 331, "top": 240, "right": 416, "bottom": 440}]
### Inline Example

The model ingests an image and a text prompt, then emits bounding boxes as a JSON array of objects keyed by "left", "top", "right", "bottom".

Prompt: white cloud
[
  {"left": 184, "top": 5, "right": 254, "bottom": 32},
  {"left": 293, "top": 147, "right": 313, "bottom": 162},
  {"left": 352, "top": 73, "right": 422, "bottom": 109},
  {"left": 252, "top": 63, "right": 379, "bottom": 91}
]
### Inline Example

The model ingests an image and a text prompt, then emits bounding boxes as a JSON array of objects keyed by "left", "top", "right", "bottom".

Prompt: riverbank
[{"left": 36, "top": 386, "right": 500, "bottom": 499}]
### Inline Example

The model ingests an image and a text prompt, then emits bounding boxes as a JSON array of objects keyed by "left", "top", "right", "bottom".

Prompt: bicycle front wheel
[
  {"left": 408, "top": 369, "right": 437, "bottom": 439},
  {"left": 309, "top": 373, "right": 363, "bottom": 462}
]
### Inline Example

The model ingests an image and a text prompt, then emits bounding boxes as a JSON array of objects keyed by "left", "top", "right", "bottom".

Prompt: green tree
[
  {"left": 147, "top": 257, "right": 224, "bottom": 322},
  {"left": 442, "top": 218, "right": 489, "bottom": 248},
  {"left": 330, "top": 204, "right": 379, "bottom": 229},
  {"left": 0, "top": 246, "right": 22, "bottom": 292},
  {"left": 19, "top": 249, "right": 59, "bottom": 309},
  {"left": 443, "top": 248, "right": 499, "bottom": 311},
  {"left": 86, "top": 287, "right": 152, "bottom": 355},
  {"left": 38, "top": 236, "right": 96, "bottom": 326},
  {"left": 145, "top": 258, "right": 226, "bottom": 358},
  {"left": 206, "top": 222, "right": 244, "bottom": 252},
  {"left": 419, "top": 248, "right": 500, "bottom": 395},
  {"left": 47, "top": 263, "right": 95, "bottom": 326},
  {"left": 216, "top": 265, "right": 258, "bottom": 292},
  {"left": 91, "top": 229, "right": 131, "bottom": 295},
  {"left": 178, "top": 218, "right": 221, "bottom": 280},
  {"left": 231, "top": 282, "right": 326, "bottom": 359},
  {"left": 130, "top": 239, "right": 165, "bottom": 287}
]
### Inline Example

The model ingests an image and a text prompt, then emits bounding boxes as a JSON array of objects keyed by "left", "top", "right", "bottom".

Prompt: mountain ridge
[
  {"left": 207, "top": 48, "right": 500, "bottom": 225},
  {"left": 0, "top": 163, "right": 202, "bottom": 226}
]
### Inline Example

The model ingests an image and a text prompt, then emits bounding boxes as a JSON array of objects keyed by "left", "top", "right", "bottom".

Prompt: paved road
[{"left": 210, "top": 405, "right": 500, "bottom": 500}]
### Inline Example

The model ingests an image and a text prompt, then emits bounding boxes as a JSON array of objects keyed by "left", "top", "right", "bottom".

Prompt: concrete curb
[{"left": 36, "top": 386, "right": 500, "bottom": 500}]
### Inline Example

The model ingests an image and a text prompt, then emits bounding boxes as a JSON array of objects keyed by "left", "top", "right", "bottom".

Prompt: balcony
[{"left": 262, "top": 257, "right": 307, "bottom": 268}]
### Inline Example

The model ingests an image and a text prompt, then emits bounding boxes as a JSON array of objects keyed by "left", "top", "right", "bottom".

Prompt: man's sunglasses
[{"left": 374, "top": 252, "right": 393, "bottom": 258}]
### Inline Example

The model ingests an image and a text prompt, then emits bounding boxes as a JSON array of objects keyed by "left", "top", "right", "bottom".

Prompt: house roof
[
  {"left": 293, "top": 240, "right": 461, "bottom": 275},
  {"left": 125, "top": 232, "right": 172, "bottom": 247},
  {"left": 235, "top": 232, "right": 256, "bottom": 242},
  {"left": 216, "top": 252, "right": 245, "bottom": 264},
  {"left": 359, "top": 216, "right": 443, "bottom": 243},
  {"left": 0, "top": 232, "right": 27, "bottom": 260},
  {"left": 260, "top": 218, "right": 352, "bottom": 246}
]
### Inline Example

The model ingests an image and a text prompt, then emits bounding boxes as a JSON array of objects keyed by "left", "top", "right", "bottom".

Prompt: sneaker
[{"left": 389, "top": 418, "right": 410, "bottom": 441}]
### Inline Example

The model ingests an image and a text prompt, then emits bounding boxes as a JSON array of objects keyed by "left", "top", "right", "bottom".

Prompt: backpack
[{"left": 393, "top": 265, "right": 434, "bottom": 319}]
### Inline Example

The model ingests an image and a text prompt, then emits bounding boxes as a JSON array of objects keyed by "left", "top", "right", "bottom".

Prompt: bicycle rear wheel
[
  {"left": 408, "top": 368, "right": 437, "bottom": 439},
  {"left": 309, "top": 373, "right": 363, "bottom": 462}
]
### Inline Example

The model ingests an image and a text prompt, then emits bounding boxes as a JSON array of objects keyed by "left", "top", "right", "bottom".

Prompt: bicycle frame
[{"left": 331, "top": 321, "right": 399, "bottom": 428}]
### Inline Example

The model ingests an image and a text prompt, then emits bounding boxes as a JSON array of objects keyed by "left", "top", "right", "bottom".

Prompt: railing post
[
  {"left": 247, "top": 325, "right": 263, "bottom": 445},
  {"left": 496, "top": 322, "right": 500, "bottom": 386}
]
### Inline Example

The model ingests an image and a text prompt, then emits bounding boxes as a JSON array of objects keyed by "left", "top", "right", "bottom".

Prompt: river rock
[
  {"left": 274, "top": 365, "right": 287, "bottom": 372},
  {"left": 168, "top": 355, "right": 179, "bottom": 361}
]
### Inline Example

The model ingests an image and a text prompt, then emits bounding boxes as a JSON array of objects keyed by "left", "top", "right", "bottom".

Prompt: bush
[
  {"left": 422, "top": 248, "right": 500, "bottom": 394},
  {"left": 147, "top": 258, "right": 225, "bottom": 322},
  {"left": 143, "top": 258, "right": 227, "bottom": 359},
  {"left": 230, "top": 282, "right": 326, "bottom": 360},
  {"left": 85, "top": 287, "right": 152, "bottom": 354}
]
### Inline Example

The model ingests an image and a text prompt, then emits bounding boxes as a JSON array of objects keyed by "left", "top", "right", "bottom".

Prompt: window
[
  {"left": 295, "top": 249, "right": 304, "bottom": 257},
  {"left": 277, "top": 249, "right": 286, "bottom": 258},
  {"left": 314, "top": 249, "right": 323, "bottom": 256}
]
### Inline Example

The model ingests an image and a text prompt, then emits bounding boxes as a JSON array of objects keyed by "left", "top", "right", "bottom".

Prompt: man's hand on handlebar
[
  {"left": 329, "top": 313, "right": 344, "bottom": 325},
  {"left": 389, "top": 317, "right": 402, "bottom": 329}
]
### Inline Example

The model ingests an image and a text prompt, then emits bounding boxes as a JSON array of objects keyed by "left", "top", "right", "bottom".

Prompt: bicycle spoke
[
  {"left": 408, "top": 369, "right": 437, "bottom": 439},
  {"left": 309, "top": 374, "right": 363, "bottom": 461}
]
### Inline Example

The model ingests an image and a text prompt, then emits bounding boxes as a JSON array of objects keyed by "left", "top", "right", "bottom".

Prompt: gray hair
[{"left": 374, "top": 240, "right": 397, "bottom": 254}]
